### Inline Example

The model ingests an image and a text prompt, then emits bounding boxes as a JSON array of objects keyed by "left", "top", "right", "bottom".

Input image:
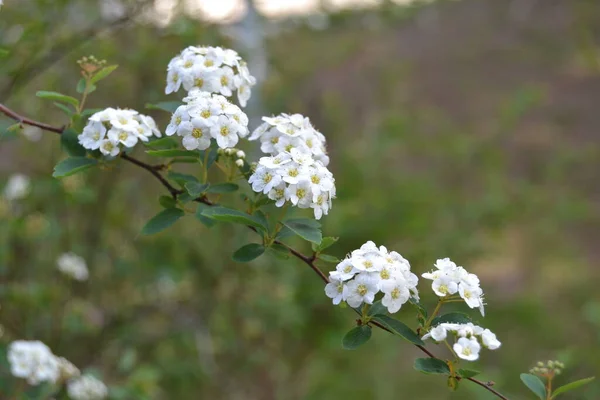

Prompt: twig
[{"left": 0, "top": 103, "right": 510, "bottom": 400}]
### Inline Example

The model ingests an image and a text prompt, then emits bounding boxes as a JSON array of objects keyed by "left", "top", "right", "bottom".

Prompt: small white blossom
[
  {"left": 167, "top": 90, "right": 248, "bottom": 150},
  {"left": 249, "top": 113, "right": 329, "bottom": 166},
  {"left": 324, "top": 242, "right": 419, "bottom": 313},
  {"left": 80, "top": 108, "right": 160, "bottom": 156},
  {"left": 324, "top": 277, "right": 347, "bottom": 305},
  {"left": 453, "top": 337, "right": 481, "bottom": 361},
  {"left": 3, "top": 174, "right": 30, "bottom": 201},
  {"left": 481, "top": 328, "right": 502, "bottom": 350},
  {"left": 422, "top": 258, "right": 486, "bottom": 316},
  {"left": 165, "top": 46, "right": 256, "bottom": 107},
  {"left": 235, "top": 159, "right": 244, "bottom": 168},
  {"left": 67, "top": 375, "right": 108, "bottom": 400},
  {"left": 8, "top": 340, "right": 60, "bottom": 385},
  {"left": 57, "top": 252, "right": 89, "bottom": 281},
  {"left": 22, "top": 126, "right": 43, "bottom": 142},
  {"left": 57, "top": 357, "right": 80, "bottom": 381}
]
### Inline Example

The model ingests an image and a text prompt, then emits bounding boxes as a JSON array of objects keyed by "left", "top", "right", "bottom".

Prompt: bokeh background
[{"left": 1, "top": 0, "right": 600, "bottom": 398}]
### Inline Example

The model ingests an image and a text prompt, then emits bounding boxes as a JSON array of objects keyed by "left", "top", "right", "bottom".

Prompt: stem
[
  {"left": 0, "top": 103, "right": 511, "bottom": 400},
  {"left": 546, "top": 375, "right": 553, "bottom": 400},
  {"left": 443, "top": 339, "right": 459, "bottom": 360},
  {"left": 78, "top": 78, "right": 90, "bottom": 113},
  {"left": 424, "top": 300, "right": 444, "bottom": 328},
  {"left": 202, "top": 150, "right": 209, "bottom": 183}
]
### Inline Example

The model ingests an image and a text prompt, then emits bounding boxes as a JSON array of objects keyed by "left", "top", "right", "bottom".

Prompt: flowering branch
[{"left": 0, "top": 103, "right": 509, "bottom": 400}]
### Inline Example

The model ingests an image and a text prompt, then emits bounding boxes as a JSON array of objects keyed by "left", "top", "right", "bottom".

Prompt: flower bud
[
  {"left": 236, "top": 150, "right": 246, "bottom": 159},
  {"left": 235, "top": 159, "right": 244, "bottom": 168}
]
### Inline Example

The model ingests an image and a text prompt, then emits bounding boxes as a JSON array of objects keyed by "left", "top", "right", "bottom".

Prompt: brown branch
[{"left": 0, "top": 103, "right": 509, "bottom": 400}]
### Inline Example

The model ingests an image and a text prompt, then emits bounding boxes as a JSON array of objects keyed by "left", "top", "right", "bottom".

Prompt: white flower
[
  {"left": 22, "top": 126, "right": 43, "bottom": 142},
  {"left": 169, "top": 91, "right": 248, "bottom": 150},
  {"left": 481, "top": 329, "right": 501, "bottom": 350},
  {"left": 165, "top": 45, "right": 256, "bottom": 107},
  {"left": 422, "top": 325, "right": 448, "bottom": 342},
  {"left": 248, "top": 165, "right": 282, "bottom": 194},
  {"left": 248, "top": 113, "right": 330, "bottom": 166},
  {"left": 67, "top": 375, "right": 108, "bottom": 400},
  {"left": 79, "top": 121, "right": 106, "bottom": 150},
  {"left": 345, "top": 273, "right": 378, "bottom": 308},
  {"left": 235, "top": 159, "right": 244, "bottom": 168},
  {"left": 453, "top": 337, "right": 481, "bottom": 361},
  {"left": 57, "top": 357, "right": 80, "bottom": 380},
  {"left": 266, "top": 182, "right": 287, "bottom": 207},
  {"left": 380, "top": 278, "right": 410, "bottom": 313},
  {"left": 57, "top": 252, "right": 89, "bottom": 281},
  {"left": 8, "top": 340, "right": 60, "bottom": 385},
  {"left": 80, "top": 108, "right": 159, "bottom": 156},
  {"left": 329, "top": 259, "right": 358, "bottom": 281},
  {"left": 3, "top": 174, "right": 30, "bottom": 201},
  {"left": 324, "top": 277, "right": 347, "bottom": 305},
  {"left": 422, "top": 257, "right": 486, "bottom": 316}
]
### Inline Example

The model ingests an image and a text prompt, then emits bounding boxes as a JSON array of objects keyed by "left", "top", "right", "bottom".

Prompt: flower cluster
[
  {"left": 79, "top": 108, "right": 161, "bottom": 157},
  {"left": 165, "top": 45, "right": 256, "bottom": 107},
  {"left": 422, "top": 322, "right": 501, "bottom": 361},
  {"left": 8, "top": 341, "right": 60, "bottom": 385},
  {"left": 248, "top": 149, "right": 335, "bottom": 219},
  {"left": 57, "top": 252, "right": 89, "bottom": 281},
  {"left": 248, "top": 113, "right": 330, "bottom": 166},
  {"left": 324, "top": 241, "right": 419, "bottom": 312},
  {"left": 3, "top": 174, "right": 30, "bottom": 201},
  {"left": 166, "top": 90, "right": 249, "bottom": 150},
  {"left": 422, "top": 258, "right": 485, "bottom": 316},
  {"left": 67, "top": 375, "right": 109, "bottom": 400},
  {"left": 530, "top": 360, "right": 564, "bottom": 376}
]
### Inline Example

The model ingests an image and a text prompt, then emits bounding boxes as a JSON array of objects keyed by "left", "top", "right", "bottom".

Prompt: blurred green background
[{"left": 1, "top": 0, "right": 600, "bottom": 398}]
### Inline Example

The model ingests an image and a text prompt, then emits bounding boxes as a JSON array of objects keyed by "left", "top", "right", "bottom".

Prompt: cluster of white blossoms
[
  {"left": 422, "top": 322, "right": 501, "bottom": 361},
  {"left": 3, "top": 174, "right": 30, "bottom": 201},
  {"left": 57, "top": 252, "right": 89, "bottom": 281},
  {"left": 166, "top": 45, "right": 256, "bottom": 107},
  {"left": 422, "top": 258, "right": 486, "bottom": 316},
  {"left": 248, "top": 149, "right": 335, "bottom": 219},
  {"left": 324, "top": 241, "right": 419, "bottom": 312},
  {"left": 78, "top": 108, "right": 161, "bottom": 157},
  {"left": 166, "top": 89, "right": 249, "bottom": 150},
  {"left": 67, "top": 375, "right": 109, "bottom": 400},
  {"left": 8, "top": 341, "right": 60, "bottom": 385},
  {"left": 248, "top": 113, "right": 330, "bottom": 166}
]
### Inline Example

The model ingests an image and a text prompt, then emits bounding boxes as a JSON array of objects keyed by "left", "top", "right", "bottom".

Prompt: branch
[{"left": 0, "top": 104, "right": 509, "bottom": 400}]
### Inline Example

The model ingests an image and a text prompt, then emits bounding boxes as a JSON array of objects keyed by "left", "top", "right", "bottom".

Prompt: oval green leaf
[
  {"left": 206, "top": 183, "right": 239, "bottom": 194},
  {"left": 458, "top": 369, "right": 481, "bottom": 379},
  {"left": 342, "top": 325, "right": 372, "bottom": 350},
  {"left": 520, "top": 373, "right": 547, "bottom": 400},
  {"left": 414, "top": 358, "right": 451, "bottom": 375},
  {"left": 60, "top": 128, "right": 86, "bottom": 157},
  {"left": 201, "top": 207, "right": 267, "bottom": 232},
  {"left": 146, "top": 149, "right": 199, "bottom": 158},
  {"left": 372, "top": 314, "right": 424, "bottom": 345},
  {"left": 185, "top": 182, "right": 209, "bottom": 197},
  {"left": 281, "top": 218, "right": 322, "bottom": 244},
  {"left": 552, "top": 377, "right": 595, "bottom": 398},
  {"left": 367, "top": 300, "right": 387, "bottom": 316},
  {"left": 232, "top": 243, "right": 265, "bottom": 262},
  {"left": 141, "top": 208, "right": 184, "bottom": 235},
  {"left": 36, "top": 91, "right": 79, "bottom": 107},
  {"left": 52, "top": 157, "right": 97, "bottom": 178},
  {"left": 90, "top": 65, "right": 118, "bottom": 84}
]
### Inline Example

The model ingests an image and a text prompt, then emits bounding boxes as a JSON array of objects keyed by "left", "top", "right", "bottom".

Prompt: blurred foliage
[{"left": 1, "top": 0, "right": 600, "bottom": 398}]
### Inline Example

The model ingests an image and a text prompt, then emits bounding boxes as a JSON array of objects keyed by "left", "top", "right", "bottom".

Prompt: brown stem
[{"left": 0, "top": 103, "right": 510, "bottom": 400}]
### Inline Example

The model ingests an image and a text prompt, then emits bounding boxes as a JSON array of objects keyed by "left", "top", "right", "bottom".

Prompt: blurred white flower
[
  {"left": 8, "top": 340, "right": 60, "bottom": 385},
  {"left": 3, "top": 174, "right": 30, "bottom": 201},
  {"left": 325, "top": 241, "right": 419, "bottom": 313},
  {"left": 67, "top": 375, "right": 108, "bottom": 400},
  {"left": 57, "top": 252, "right": 89, "bottom": 281},
  {"left": 22, "top": 126, "right": 42, "bottom": 142},
  {"left": 57, "top": 357, "right": 80, "bottom": 381},
  {"left": 166, "top": 45, "right": 256, "bottom": 107}
]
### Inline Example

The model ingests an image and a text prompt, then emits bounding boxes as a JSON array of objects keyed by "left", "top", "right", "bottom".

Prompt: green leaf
[
  {"left": 275, "top": 226, "right": 295, "bottom": 240},
  {"left": 253, "top": 210, "right": 269, "bottom": 233},
  {"left": 342, "top": 325, "right": 372, "bottom": 350},
  {"left": 409, "top": 297, "right": 428, "bottom": 321},
  {"left": 195, "top": 203, "right": 216, "bottom": 228},
  {"left": 201, "top": 207, "right": 267, "bottom": 231},
  {"left": 458, "top": 369, "right": 481, "bottom": 379},
  {"left": 141, "top": 208, "right": 184, "bottom": 235},
  {"left": 145, "top": 137, "right": 178, "bottom": 149},
  {"left": 167, "top": 172, "right": 198, "bottom": 187},
  {"left": 268, "top": 243, "right": 290, "bottom": 260},
  {"left": 81, "top": 108, "right": 103, "bottom": 117},
  {"left": 145, "top": 101, "right": 182, "bottom": 113},
  {"left": 53, "top": 102, "right": 74, "bottom": 117},
  {"left": 281, "top": 218, "right": 322, "bottom": 244},
  {"left": 520, "top": 373, "right": 547, "bottom": 400},
  {"left": 232, "top": 244, "right": 265, "bottom": 262},
  {"left": 312, "top": 236, "right": 339, "bottom": 252},
  {"left": 36, "top": 91, "right": 79, "bottom": 108},
  {"left": 52, "top": 157, "right": 97, "bottom": 178},
  {"left": 0, "top": 48, "right": 9, "bottom": 58},
  {"left": 552, "top": 377, "right": 595, "bottom": 398},
  {"left": 159, "top": 195, "right": 177, "bottom": 209},
  {"left": 185, "top": 182, "right": 209, "bottom": 197},
  {"left": 60, "top": 128, "right": 86, "bottom": 157},
  {"left": 431, "top": 312, "right": 472, "bottom": 327},
  {"left": 206, "top": 183, "right": 239, "bottom": 194},
  {"left": 414, "top": 358, "right": 451, "bottom": 375},
  {"left": 146, "top": 149, "right": 199, "bottom": 158},
  {"left": 317, "top": 254, "right": 340, "bottom": 263},
  {"left": 200, "top": 145, "right": 218, "bottom": 169},
  {"left": 368, "top": 301, "right": 387, "bottom": 316},
  {"left": 371, "top": 315, "right": 424, "bottom": 345},
  {"left": 90, "top": 65, "right": 118, "bottom": 84}
]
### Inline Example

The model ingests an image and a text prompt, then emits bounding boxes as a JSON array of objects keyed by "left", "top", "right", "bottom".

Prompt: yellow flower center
[
  {"left": 311, "top": 175, "right": 320, "bottom": 184},
  {"left": 118, "top": 132, "right": 128, "bottom": 141},
  {"left": 171, "top": 73, "right": 179, "bottom": 83},
  {"left": 285, "top": 144, "right": 293, "bottom": 152},
  {"left": 192, "top": 128, "right": 203, "bottom": 138},
  {"left": 380, "top": 269, "right": 390, "bottom": 279},
  {"left": 184, "top": 60, "right": 193, "bottom": 68},
  {"left": 204, "top": 59, "right": 214, "bottom": 67},
  {"left": 288, "top": 169, "right": 299, "bottom": 177},
  {"left": 357, "top": 284, "right": 367, "bottom": 296},
  {"left": 263, "top": 173, "right": 272, "bottom": 184},
  {"left": 220, "top": 76, "right": 228, "bottom": 86},
  {"left": 363, "top": 260, "right": 373, "bottom": 269},
  {"left": 195, "top": 78, "right": 204, "bottom": 88},
  {"left": 343, "top": 265, "right": 353, "bottom": 273},
  {"left": 270, "top": 137, "right": 279, "bottom": 144},
  {"left": 220, "top": 126, "right": 229, "bottom": 136},
  {"left": 175, "top": 116, "right": 182, "bottom": 125},
  {"left": 201, "top": 110, "right": 211, "bottom": 118},
  {"left": 391, "top": 287, "right": 400, "bottom": 299},
  {"left": 306, "top": 139, "right": 313, "bottom": 148},
  {"left": 274, "top": 188, "right": 284, "bottom": 198},
  {"left": 296, "top": 188, "right": 306, "bottom": 199}
]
